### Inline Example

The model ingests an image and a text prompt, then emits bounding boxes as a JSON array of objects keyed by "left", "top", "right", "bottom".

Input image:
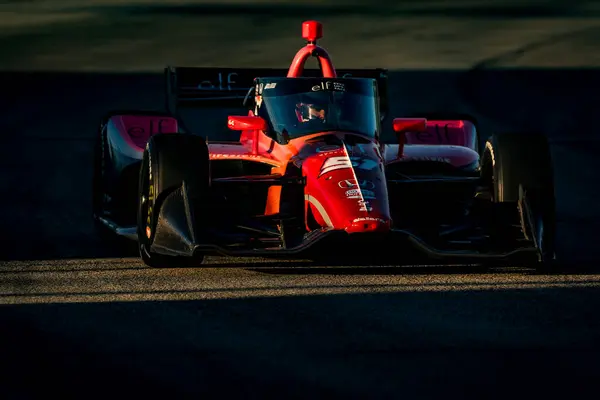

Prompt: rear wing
[{"left": 164, "top": 66, "right": 389, "bottom": 120}]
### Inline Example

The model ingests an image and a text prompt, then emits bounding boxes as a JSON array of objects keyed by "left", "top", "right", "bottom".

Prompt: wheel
[
  {"left": 137, "top": 133, "right": 210, "bottom": 267},
  {"left": 92, "top": 121, "right": 138, "bottom": 255},
  {"left": 480, "top": 133, "right": 557, "bottom": 270}
]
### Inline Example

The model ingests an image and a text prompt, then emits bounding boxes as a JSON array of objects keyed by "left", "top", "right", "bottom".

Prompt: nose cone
[
  {"left": 300, "top": 139, "right": 392, "bottom": 232},
  {"left": 345, "top": 216, "right": 391, "bottom": 233}
]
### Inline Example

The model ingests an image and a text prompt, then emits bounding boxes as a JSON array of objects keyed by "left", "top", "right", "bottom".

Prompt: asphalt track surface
[{"left": 1, "top": 1, "right": 600, "bottom": 398}]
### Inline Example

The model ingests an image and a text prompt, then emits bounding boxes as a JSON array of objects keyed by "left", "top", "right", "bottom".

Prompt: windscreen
[{"left": 257, "top": 78, "right": 380, "bottom": 139}]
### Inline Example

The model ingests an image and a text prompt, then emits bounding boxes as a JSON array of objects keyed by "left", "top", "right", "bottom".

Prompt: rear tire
[
  {"left": 481, "top": 133, "right": 556, "bottom": 270},
  {"left": 137, "top": 134, "right": 210, "bottom": 268}
]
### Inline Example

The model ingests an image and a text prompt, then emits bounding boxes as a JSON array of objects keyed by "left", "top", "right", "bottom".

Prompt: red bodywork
[{"left": 209, "top": 127, "right": 478, "bottom": 234}]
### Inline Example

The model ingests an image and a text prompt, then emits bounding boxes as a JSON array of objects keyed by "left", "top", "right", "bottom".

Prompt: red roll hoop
[{"left": 287, "top": 21, "right": 337, "bottom": 78}]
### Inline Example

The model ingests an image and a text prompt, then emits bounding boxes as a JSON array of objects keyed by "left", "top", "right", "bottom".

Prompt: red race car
[{"left": 93, "top": 21, "right": 556, "bottom": 269}]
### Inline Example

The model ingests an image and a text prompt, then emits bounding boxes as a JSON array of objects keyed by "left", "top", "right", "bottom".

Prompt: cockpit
[{"left": 254, "top": 77, "right": 381, "bottom": 140}]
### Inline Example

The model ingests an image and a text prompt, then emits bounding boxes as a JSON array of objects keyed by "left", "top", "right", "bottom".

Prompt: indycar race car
[{"left": 93, "top": 21, "right": 556, "bottom": 268}]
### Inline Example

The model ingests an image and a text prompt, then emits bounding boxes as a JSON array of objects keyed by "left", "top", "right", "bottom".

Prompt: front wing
[{"left": 148, "top": 183, "right": 543, "bottom": 265}]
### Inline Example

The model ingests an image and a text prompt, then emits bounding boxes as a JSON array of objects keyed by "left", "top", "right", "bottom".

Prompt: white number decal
[{"left": 319, "top": 156, "right": 353, "bottom": 176}]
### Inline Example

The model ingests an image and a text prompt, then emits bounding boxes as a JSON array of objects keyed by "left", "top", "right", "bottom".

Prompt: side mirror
[
  {"left": 227, "top": 116, "right": 267, "bottom": 131},
  {"left": 392, "top": 118, "right": 427, "bottom": 158}
]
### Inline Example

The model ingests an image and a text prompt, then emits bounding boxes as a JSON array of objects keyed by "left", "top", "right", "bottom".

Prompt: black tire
[
  {"left": 92, "top": 121, "right": 138, "bottom": 255},
  {"left": 137, "top": 133, "right": 210, "bottom": 267},
  {"left": 481, "top": 133, "right": 556, "bottom": 270}
]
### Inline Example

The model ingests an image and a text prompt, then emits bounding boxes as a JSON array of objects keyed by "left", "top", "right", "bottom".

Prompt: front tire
[
  {"left": 137, "top": 133, "right": 210, "bottom": 268},
  {"left": 481, "top": 133, "right": 556, "bottom": 270}
]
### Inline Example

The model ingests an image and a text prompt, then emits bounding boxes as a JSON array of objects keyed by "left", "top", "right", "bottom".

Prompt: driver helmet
[{"left": 295, "top": 102, "right": 327, "bottom": 123}]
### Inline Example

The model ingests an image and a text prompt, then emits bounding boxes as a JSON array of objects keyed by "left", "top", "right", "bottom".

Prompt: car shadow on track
[{"left": 2, "top": 251, "right": 598, "bottom": 275}]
